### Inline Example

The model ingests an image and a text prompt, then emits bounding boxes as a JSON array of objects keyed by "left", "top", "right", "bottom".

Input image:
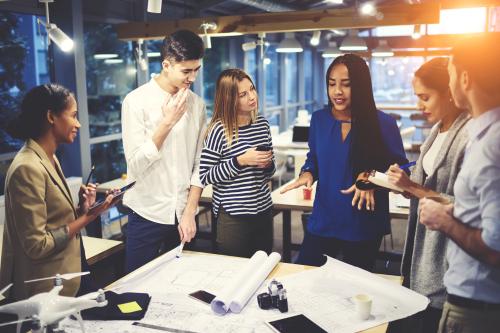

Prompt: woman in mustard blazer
[{"left": 0, "top": 84, "right": 115, "bottom": 301}]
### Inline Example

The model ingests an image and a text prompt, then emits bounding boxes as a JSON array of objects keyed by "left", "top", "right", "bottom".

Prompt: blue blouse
[{"left": 301, "top": 107, "right": 407, "bottom": 241}]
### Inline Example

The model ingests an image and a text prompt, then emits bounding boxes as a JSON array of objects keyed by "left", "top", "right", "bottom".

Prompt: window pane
[
  {"left": 90, "top": 140, "right": 126, "bottom": 183},
  {"left": 368, "top": 25, "right": 414, "bottom": 37},
  {"left": 265, "top": 45, "right": 280, "bottom": 107},
  {"left": 0, "top": 11, "right": 50, "bottom": 155},
  {"left": 84, "top": 22, "right": 137, "bottom": 138},
  {"left": 244, "top": 48, "right": 257, "bottom": 82},
  {"left": 371, "top": 57, "right": 424, "bottom": 106},
  {"left": 304, "top": 49, "right": 313, "bottom": 101},
  {"left": 285, "top": 53, "right": 298, "bottom": 104},
  {"left": 203, "top": 38, "right": 230, "bottom": 118},
  {"left": 147, "top": 40, "right": 162, "bottom": 77},
  {"left": 428, "top": 8, "right": 487, "bottom": 35}
]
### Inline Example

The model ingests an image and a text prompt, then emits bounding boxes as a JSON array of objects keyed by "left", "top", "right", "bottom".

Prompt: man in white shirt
[
  {"left": 121, "top": 30, "right": 206, "bottom": 273},
  {"left": 419, "top": 34, "right": 500, "bottom": 333}
]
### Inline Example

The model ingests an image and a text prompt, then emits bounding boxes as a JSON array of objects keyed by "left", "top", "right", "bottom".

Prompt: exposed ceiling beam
[
  {"left": 199, "top": 0, "right": 229, "bottom": 11},
  {"left": 230, "top": 0, "right": 300, "bottom": 12},
  {"left": 116, "top": 2, "right": 440, "bottom": 41}
]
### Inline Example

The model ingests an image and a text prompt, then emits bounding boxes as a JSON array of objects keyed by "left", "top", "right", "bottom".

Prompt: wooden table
[
  {"left": 82, "top": 236, "right": 124, "bottom": 265},
  {"left": 0, "top": 224, "right": 123, "bottom": 266},
  {"left": 108, "top": 251, "right": 399, "bottom": 333}
]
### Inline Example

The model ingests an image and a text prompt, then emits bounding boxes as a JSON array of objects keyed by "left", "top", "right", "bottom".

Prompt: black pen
[{"left": 85, "top": 165, "right": 95, "bottom": 186}]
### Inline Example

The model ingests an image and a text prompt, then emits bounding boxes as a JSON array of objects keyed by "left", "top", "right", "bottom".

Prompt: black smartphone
[
  {"left": 188, "top": 290, "right": 216, "bottom": 305},
  {"left": 90, "top": 181, "right": 136, "bottom": 210},
  {"left": 266, "top": 314, "right": 327, "bottom": 333},
  {"left": 256, "top": 145, "right": 272, "bottom": 151}
]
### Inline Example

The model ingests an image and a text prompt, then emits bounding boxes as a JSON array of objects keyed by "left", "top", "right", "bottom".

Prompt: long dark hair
[
  {"left": 7, "top": 83, "right": 73, "bottom": 140},
  {"left": 326, "top": 54, "right": 389, "bottom": 177}
]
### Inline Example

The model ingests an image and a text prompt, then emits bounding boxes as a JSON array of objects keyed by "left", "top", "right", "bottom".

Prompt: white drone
[{"left": 0, "top": 272, "right": 108, "bottom": 333}]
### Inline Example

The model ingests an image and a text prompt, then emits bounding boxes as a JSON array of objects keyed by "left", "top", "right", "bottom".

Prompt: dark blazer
[{"left": 0, "top": 139, "right": 81, "bottom": 300}]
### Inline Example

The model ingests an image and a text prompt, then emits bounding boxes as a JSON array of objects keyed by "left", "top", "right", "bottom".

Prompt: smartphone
[
  {"left": 90, "top": 181, "right": 136, "bottom": 210},
  {"left": 256, "top": 145, "right": 272, "bottom": 151},
  {"left": 266, "top": 314, "right": 327, "bottom": 333},
  {"left": 188, "top": 290, "right": 216, "bottom": 305}
]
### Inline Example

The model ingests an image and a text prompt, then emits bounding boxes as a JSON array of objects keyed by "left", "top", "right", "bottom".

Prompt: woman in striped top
[{"left": 200, "top": 68, "right": 275, "bottom": 258}]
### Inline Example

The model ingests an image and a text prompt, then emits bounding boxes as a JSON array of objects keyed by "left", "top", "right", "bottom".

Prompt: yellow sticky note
[{"left": 117, "top": 301, "right": 142, "bottom": 314}]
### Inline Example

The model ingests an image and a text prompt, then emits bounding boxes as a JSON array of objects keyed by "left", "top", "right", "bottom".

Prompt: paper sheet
[
  {"left": 274, "top": 256, "right": 430, "bottom": 333},
  {"left": 62, "top": 252, "right": 428, "bottom": 333}
]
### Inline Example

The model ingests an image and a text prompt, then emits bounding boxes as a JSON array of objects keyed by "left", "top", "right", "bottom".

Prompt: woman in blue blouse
[{"left": 281, "top": 54, "right": 407, "bottom": 271}]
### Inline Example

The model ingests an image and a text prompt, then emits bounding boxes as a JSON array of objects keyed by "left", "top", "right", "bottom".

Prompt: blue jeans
[
  {"left": 125, "top": 211, "right": 179, "bottom": 273},
  {"left": 296, "top": 230, "right": 382, "bottom": 272}
]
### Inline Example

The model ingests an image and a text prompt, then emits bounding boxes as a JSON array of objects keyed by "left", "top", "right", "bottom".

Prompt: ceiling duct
[{"left": 232, "top": 0, "right": 296, "bottom": 12}]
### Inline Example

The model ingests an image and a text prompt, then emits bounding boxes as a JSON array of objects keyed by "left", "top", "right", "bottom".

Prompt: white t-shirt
[
  {"left": 422, "top": 130, "right": 448, "bottom": 176},
  {"left": 121, "top": 77, "right": 206, "bottom": 224}
]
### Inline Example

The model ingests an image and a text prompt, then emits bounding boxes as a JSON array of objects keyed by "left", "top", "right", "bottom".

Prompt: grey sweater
[{"left": 401, "top": 112, "right": 470, "bottom": 309}]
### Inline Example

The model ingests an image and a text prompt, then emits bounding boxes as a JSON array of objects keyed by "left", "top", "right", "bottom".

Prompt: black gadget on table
[
  {"left": 266, "top": 314, "right": 327, "bottom": 333},
  {"left": 188, "top": 290, "right": 216, "bottom": 305},
  {"left": 90, "top": 181, "right": 136, "bottom": 210}
]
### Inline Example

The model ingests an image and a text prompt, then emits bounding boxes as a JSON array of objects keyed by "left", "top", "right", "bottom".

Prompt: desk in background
[{"left": 0, "top": 224, "right": 123, "bottom": 266}]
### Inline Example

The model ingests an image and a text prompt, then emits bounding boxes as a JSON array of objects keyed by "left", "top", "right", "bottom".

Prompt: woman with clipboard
[
  {"left": 281, "top": 54, "right": 407, "bottom": 271},
  {"left": 386, "top": 58, "right": 469, "bottom": 333},
  {"left": 0, "top": 84, "right": 117, "bottom": 301}
]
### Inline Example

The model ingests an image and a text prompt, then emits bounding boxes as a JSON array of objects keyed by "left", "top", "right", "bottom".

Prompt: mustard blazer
[{"left": 0, "top": 139, "right": 81, "bottom": 300}]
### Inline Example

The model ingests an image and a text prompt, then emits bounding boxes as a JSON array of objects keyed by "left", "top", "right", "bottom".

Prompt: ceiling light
[
  {"left": 37, "top": 0, "right": 74, "bottom": 53},
  {"left": 147, "top": 52, "right": 161, "bottom": 58},
  {"left": 276, "top": 32, "right": 303, "bottom": 53},
  {"left": 200, "top": 22, "right": 217, "bottom": 49},
  {"left": 93, "top": 54, "right": 118, "bottom": 60},
  {"left": 326, "top": 0, "right": 344, "bottom": 4},
  {"left": 412, "top": 24, "right": 422, "bottom": 40},
  {"left": 322, "top": 42, "right": 343, "bottom": 58},
  {"left": 242, "top": 41, "right": 257, "bottom": 52},
  {"left": 372, "top": 40, "right": 394, "bottom": 57},
  {"left": 360, "top": 2, "right": 377, "bottom": 16},
  {"left": 310, "top": 31, "right": 321, "bottom": 46},
  {"left": 339, "top": 30, "right": 367, "bottom": 51},
  {"left": 104, "top": 59, "right": 124, "bottom": 64},
  {"left": 147, "top": 0, "right": 162, "bottom": 13},
  {"left": 47, "top": 25, "right": 74, "bottom": 52}
]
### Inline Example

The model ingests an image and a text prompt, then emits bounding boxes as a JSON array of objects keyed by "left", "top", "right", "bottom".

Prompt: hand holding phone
[{"left": 256, "top": 145, "right": 272, "bottom": 151}]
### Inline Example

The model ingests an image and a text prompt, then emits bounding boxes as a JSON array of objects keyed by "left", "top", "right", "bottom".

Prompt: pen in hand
[
  {"left": 398, "top": 161, "right": 416, "bottom": 171},
  {"left": 176, "top": 242, "right": 185, "bottom": 258},
  {"left": 85, "top": 165, "right": 95, "bottom": 186}
]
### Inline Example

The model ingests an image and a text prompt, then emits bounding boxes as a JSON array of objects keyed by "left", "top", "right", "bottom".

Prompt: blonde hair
[{"left": 206, "top": 68, "right": 258, "bottom": 146}]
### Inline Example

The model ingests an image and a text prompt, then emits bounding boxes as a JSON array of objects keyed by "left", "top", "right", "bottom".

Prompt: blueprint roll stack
[{"left": 211, "top": 251, "right": 281, "bottom": 315}]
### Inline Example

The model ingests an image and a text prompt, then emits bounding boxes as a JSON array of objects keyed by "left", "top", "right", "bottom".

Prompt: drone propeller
[
  {"left": 0, "top": 283, "right": 13, "bottom": 297},
  {"left": 81, "top": 286, "right": 120, "bottom": 302},
  {"left": 25, "top": 272, "right": 90, "bottom": 284}
]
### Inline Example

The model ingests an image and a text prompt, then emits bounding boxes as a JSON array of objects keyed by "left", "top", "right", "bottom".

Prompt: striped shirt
[{"left": 200, "top": 115, "right": 275, "bottom": 216}]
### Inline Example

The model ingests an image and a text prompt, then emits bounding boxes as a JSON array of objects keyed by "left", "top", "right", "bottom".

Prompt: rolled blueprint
[
  {"left": 229, "top": 252, "right": 281, "bottom": 313},
  {"left": 211, "top": 251, "right": 280, "bottom": 315}
]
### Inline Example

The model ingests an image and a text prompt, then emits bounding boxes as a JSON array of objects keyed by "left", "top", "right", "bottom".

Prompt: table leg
[{"left": 282, "top": 210, "right": 292, "bottom": 263}]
